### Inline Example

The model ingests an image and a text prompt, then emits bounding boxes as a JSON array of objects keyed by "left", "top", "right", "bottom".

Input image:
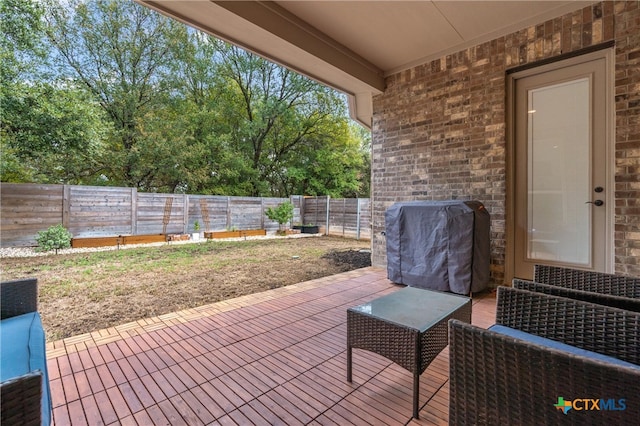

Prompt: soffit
[{"left": 278, "top": 1, "right": 594, "bottom": 75}]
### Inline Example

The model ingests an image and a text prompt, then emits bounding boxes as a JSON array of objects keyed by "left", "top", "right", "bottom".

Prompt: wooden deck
[{"left": 46, "top": 267, "right": 497, "bottom": 425}]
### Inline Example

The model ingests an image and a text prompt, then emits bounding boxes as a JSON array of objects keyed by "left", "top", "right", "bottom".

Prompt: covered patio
[
  {"left": 46, "top": 267, "right": 495, "bottom": 425},
  {"left": 35, "top": 1, "right": 639, "bottom": 424}
]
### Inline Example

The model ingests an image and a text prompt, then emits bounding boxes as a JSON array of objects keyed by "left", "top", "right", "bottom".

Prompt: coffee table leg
[
  {"left": 413, "top": 373, "right": 419, "bottom": 419},
  {"left": 347, "top": 343, "right": 352, "bottom": 382}
]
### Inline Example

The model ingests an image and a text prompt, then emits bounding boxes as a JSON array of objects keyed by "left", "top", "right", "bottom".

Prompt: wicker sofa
[
  {"left": 449, "top": 286, "right": 640, "bottom": 425},
  {"left": 1, "top": 278, "right": 52, "bottom": 426}
]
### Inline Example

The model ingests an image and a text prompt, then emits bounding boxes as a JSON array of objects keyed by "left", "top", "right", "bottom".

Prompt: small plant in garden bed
[
  {"left": 36, "top": 224, "right": 73, "bottom": 254},
  {"left": 265, "top": 201, "right": 294, "bottom": 235}
]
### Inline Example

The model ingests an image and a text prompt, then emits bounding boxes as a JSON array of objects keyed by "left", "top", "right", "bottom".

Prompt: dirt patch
[
  {"left": 1, "top": 236, "right": 371, "bottom": 341},
  {"left": 321, "top": 249, "right": 372, "bottom": 270}
]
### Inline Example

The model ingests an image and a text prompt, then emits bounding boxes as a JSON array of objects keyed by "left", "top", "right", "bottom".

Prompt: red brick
[
  {"left": 149, "top": 370, "right": 179, "bottom": 399},
  {"left": 105, "top": 361, "right": 127, "bottom": 385},
  {"left": 57, "top": 356, "right": 72, "bottom": 377},
  {"left": 95, "top": 364, "right": 116, "bottom": 389},
  {"left": 132, "top": 410, "right": 154, "bottom": 426},
  {"left": 145, "top": 405, "right": 171, "bottom": 425}
]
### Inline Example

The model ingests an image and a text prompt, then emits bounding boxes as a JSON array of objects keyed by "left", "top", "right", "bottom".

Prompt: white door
[{"left": 512, "top": 51, "right": 612, "bottom": 280}]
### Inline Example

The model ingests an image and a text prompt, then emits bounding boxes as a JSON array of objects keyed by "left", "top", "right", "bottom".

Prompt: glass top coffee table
[{"left": 347, "top": 286, "right": 472, "bottom": 419}]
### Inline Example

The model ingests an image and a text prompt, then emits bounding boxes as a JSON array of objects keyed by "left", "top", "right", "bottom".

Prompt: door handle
[{"left": 585, "top": 200, "right": 604, "bottom": 206}]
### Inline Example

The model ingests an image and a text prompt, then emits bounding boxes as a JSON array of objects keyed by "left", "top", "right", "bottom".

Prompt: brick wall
[{"left": 371, "top": 1, "right": 640, "bottom": 281}]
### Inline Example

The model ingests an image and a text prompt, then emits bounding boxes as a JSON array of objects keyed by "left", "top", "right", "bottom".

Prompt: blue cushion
[
  {"left": 1, "top": 313, "right": 52, "bottom": 425},
  {"left": 489, "top": 324, "right": 640, "bottom": 371}
]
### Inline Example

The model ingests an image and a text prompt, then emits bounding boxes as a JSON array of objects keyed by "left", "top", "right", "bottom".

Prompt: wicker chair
[
  {"left": 524, "top": 264, "right": 640, "bottom": 312},
  {"left": 513, "top": 279, "right": 640, "bottom": 312},
  {"left": 1, "top": 278, "right": 51, "bottom": 426},
  {"left": 534, "top": 264, "right": 640, "bottom": 298},
  {"left": 449, "top": 286, "right": 640, "bottom": 426}
]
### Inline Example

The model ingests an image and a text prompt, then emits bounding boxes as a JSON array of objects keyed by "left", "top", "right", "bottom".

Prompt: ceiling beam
[
  {"left": 213, "top": 1, "right": 385, "bottom": 92},
  {"left": 139, "top": 0, "right": 385, "bottom": 95}
]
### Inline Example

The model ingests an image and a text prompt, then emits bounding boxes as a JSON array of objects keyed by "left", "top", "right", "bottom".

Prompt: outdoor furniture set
[
  {"left": 347, "top": 264, "right": 639, "bottom": 422},
  {"left": 450, "top": 265, "right": 640, "bottom": 425},
  {"left": 1, "top": 278, "right": 52, "bottom": 426}
]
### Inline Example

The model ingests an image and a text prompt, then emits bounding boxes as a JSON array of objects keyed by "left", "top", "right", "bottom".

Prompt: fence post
[
  {"left": 356, "top": 197, "right": 361, "bottom": 240},
  {"left": 261, "top": 197, "right": 265, "bottom": 229},
  {"left": 289, "top": 195, "right": 296, "bottom": 225},
  {"left": 62, "top": 185, "right": 70, "bottom": 230},
  {"left": 314, "top": 196, "right": 318, "bottom": 226},
  {"left": 297, "top": 195, "right": 304, "bottom": 225},
  {"left": 131, "top": 188, "right": 138, "bottom": 236},
  {"left": 343, "top": 198, "right": 346, "bottom": 236},
  {"left": 183, "top": 195, "right": 189, "bottom": 234},
  {"left": 226, "top": 196, "right": 231, "bottom": 229},
  {"left": 325, "top": 196, "right": 330, "bottom": 236}
]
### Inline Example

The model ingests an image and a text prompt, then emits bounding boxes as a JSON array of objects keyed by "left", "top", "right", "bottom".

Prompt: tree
[
  {"left": 1, "top": 0, "right": 110, "bottom": 184},
  {"left": 1, "top": 82, "right": 110, "bottom": 184},
  {"left": 35, "top": 224, "right": 72, "bottom": 254},
  {"left": 155, "top": 31, "right": 256, "bottom": 194},
  {"left": 0, "top": 0, "right": 46, "bottom": 85},
  {"left": 217, "top": 45, "right": 348, "bottom": 196},
  {"left": 43, "top": 0, "right": 185, "bottom": 188},
  {"left": 4, "top": 0, "right": 372, "bottom": 198},
  {"left": 265, "top": 201, "right": 294, "bottom": 233},
  {"left": 282, "top": 120, "right": 370, "bottom": 197}
]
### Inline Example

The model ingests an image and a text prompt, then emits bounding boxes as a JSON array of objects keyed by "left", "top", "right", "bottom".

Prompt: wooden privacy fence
[
  {"left": 303, "top": 196, "right": 371, "bottom": 241},
  {"left": 0, "top": 183, "right": 371, "bottom": 247}
]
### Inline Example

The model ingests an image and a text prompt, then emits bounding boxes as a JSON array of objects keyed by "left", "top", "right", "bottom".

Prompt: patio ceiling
[{"left": 137, "top": 1, "right": 594, "bottom": 127}]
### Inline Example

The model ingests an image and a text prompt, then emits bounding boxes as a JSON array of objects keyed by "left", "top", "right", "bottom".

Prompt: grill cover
[{"left": 385, "top": 200, "right": 490, "bottom": 294}]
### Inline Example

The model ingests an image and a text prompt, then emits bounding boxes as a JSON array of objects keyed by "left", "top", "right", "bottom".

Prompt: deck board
[{"left": 48, "top": 267, "right": 496, "bottom": 425}]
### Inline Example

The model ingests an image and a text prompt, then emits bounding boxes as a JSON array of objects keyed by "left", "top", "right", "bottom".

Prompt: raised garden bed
[
  {"left": 71, "top": 234, "right": 166, "bottom": 248},
  {"left": 205, "top": 229, "right": 267, "bottom": 239},
  {"left": 123, "top": 235, "right": 167, "bottom": 245},
  {"left": 71, "top": 236, "right": 121, "bottom": 248}
]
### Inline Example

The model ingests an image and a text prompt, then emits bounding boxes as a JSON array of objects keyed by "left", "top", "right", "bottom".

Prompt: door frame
[{"left": 505, "top": 46, "right": 615, "bottom": 283}]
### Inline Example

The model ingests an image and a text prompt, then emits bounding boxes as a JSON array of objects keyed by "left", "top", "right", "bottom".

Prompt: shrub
[
  {"left": 265, "top": 201, "right": 294, "bottom": 232},
  {"left": 35, "top": 224, "right": 72, "bottom": 253}
]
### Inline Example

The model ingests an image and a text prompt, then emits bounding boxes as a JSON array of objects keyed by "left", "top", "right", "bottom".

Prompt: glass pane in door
[{"left": 526, "top": 78, "right": 590, "bottom": 265}]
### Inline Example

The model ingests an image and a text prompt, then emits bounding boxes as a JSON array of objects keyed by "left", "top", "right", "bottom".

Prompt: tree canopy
[{"left": 1, "top": 0, "right": 370, "bottom": 197}]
